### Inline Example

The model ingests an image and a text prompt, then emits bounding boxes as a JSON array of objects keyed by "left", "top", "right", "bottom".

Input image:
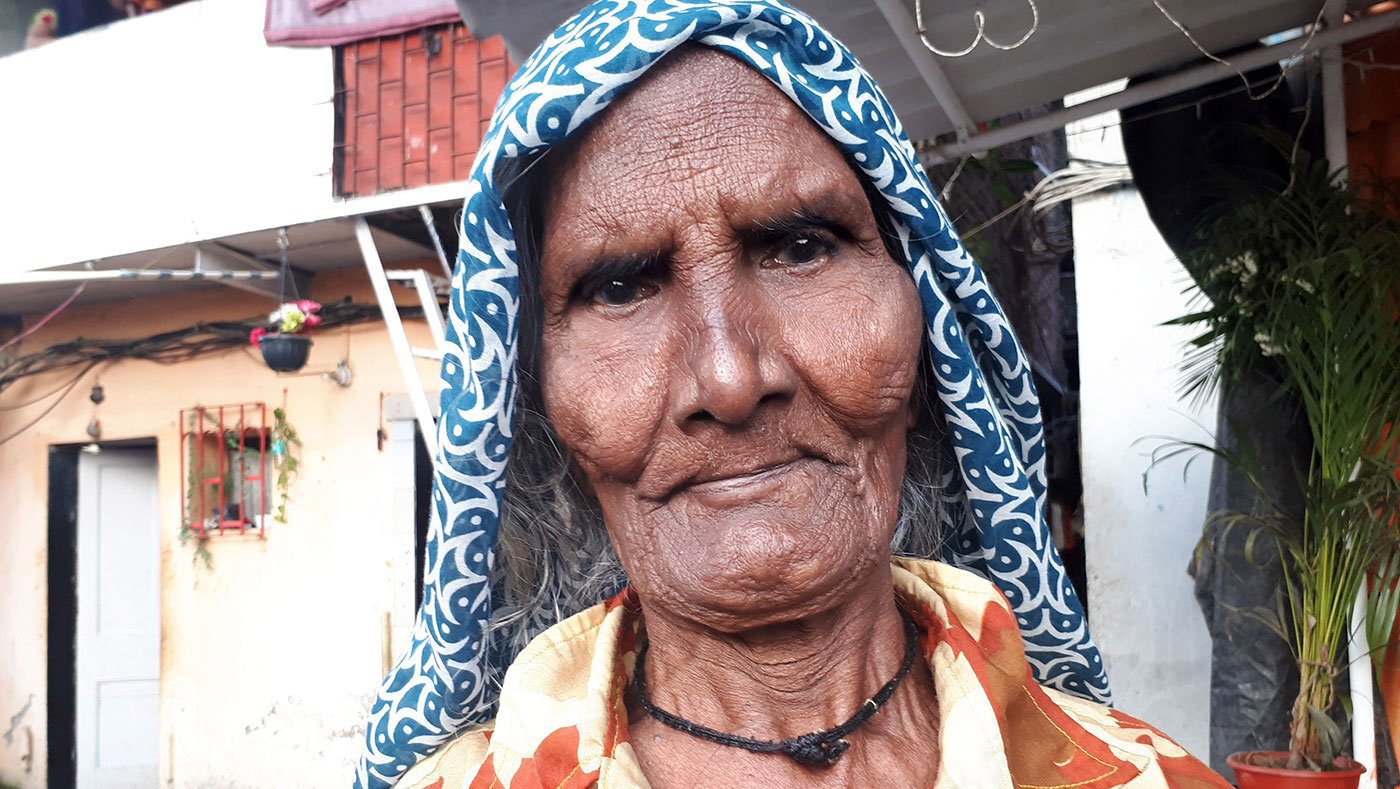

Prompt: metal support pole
[
  {"left": 1351, "top": 579, "right": 1376, "bottom": 789},
  {"left": 419, "top": 205, "right": 455, "bottom": 282},
  {"left": 355, "top": 218, "right": 439, "bottom": 458},
  {"left": 406, "top": 270, "right": 447, "bottom": 349},
  {"left": 1328, "top": 8, "right": 1374, "bottom": 781},
  {"left": 1322, "top": 4, "right": 1350, "bottom": 181},
  {"left": 870, "top": 0, "right": 976, "bottom": 140}
]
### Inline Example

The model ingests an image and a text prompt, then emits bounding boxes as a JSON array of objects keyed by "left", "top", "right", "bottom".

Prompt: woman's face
[{"left": 537, "top": 49, "right": 924, "bottom": 631}]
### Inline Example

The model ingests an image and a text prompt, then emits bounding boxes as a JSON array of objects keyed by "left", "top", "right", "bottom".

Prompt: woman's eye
[
  {"left": 769, "top": 231, "right": 837, "bottom": 268},
  {"left": 591, "top": 278, "right": 654, "bottom": 308}
]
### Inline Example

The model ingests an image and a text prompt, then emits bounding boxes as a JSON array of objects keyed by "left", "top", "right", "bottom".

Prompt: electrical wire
[
  {"left": 0, "top": 301, "right": 420, "bottom": 422},
  {"left": 1050, "top": 62, "right": 1339, "bottom": 145},
  {"left": 938, "top": 155, "right": 971, "bottom": 202},
  {"left": 962, "top": 161, "right": 1133, "bottom": 239},
  {"left": 276, "top": 228, "right": 301, "bottom": 304},
  {"left": 915, "top": 0, "right": 1366, "bottom": 165},
  {"left": 0, "top": 283, "right": 86, "bottom": 354},
  {"left": 1030, "top": 165, "right": 1136, "bottom": 216},
  {"left": 0, "top": 363, "right": 94, "bottom": 447},
  {"left": 1283, "top": 72, "right": 1317, "bottom": 196},
  {"left": 1152, "top": 0, "right": 1330, "bottom": 102},
  {"left": 0, "top": 363, "right": 97, "bottom": 411},
  {"left": 917, "top": 62, "right": 1324, "bottom": 167},
  {"left": 916, "top": 0, "right": 1039, "bottom": 58}
]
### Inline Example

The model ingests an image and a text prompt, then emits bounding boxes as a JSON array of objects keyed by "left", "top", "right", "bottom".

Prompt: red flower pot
[{"left": 1227, "top": 752, "right": 1365, "bottom": 789}]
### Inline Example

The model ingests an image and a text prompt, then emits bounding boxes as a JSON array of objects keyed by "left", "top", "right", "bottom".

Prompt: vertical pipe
[
  {"left": 237, "top": 403, "right": 246, "bottom": 535},
  {"left": 179, "top": 410, "right": 187, "bottom": 536},
  {"left": 196, "top": 407, "right": 207, "bottom": 538},
  {"left": 259, "top": 403, "right": 267, "bottom": 535},
  {"left": 1322, "top": 4, "right": 1349, "bottom": 180},
  {"left": 419, "top": 205, "right": 456, "bottom": 281},
  {"left": 382, "top": 611, "right": 393, "bottom": 675},
  {"left": 1351, "top": 580, "right": 1376, "bottom": 784},
  {"left": 216, "top": 406, "right": 226, "bottom": 535}
]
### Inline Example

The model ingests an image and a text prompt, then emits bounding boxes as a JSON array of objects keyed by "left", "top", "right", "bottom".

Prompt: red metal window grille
[{"left": 180, "top": 403, "right": 270, "bottom": 538}]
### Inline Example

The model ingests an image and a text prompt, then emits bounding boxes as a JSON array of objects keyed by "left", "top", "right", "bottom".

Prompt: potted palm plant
[
  {"left": 249, "top": 299, "right": 322, "bottom": 372},
  {"left": 1167, "top": 137, "right": 1400, "bottom": 786}
]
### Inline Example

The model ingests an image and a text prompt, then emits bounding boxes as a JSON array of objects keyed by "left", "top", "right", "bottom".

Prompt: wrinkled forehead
[
  {"left": 538, "top": 46, "right": 863, "bottom": 230},
  {"left": 553, "top": 45, "right": 806, "bottom": 163}
]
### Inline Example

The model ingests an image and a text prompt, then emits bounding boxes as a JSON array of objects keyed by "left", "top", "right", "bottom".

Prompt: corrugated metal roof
[{"left": 456, "top": 0, "right": 1366, "bottom": 142}]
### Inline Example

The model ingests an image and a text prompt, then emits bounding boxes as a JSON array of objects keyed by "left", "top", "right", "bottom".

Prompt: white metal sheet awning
[
  {"left": 455, "top": 0, "right": 1388, "bottom": 154},
  {"left": 0, "top": 221, "right": 431, "bottom": 315}
]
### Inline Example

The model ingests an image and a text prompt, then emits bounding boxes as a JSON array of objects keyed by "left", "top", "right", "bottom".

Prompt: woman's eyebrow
[{"left": 738, "top": 199, "right": 864, "bottom": 244}]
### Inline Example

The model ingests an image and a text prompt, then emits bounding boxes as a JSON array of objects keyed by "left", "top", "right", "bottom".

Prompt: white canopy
[{"left": 455, "top": 0, "right": 1396, "bottom": 159}]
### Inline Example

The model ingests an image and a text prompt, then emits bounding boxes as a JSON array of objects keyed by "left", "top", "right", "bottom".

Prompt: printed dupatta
[{"left": 358, "top": 2, "right": 1110, "bottom": 785}]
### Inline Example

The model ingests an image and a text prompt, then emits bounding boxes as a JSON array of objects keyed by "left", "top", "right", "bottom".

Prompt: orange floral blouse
[{"left": 397, "top": 558, "right": 1228, "bottom": 789}]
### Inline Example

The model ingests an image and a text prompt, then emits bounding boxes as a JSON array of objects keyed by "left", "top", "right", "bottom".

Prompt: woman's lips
[{"left": 674, "top": 457, "right": 818, "bottom": 506}]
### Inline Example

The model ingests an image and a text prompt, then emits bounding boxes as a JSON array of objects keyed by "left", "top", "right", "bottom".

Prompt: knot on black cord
[{"left": 785, "top": 733, "right": 850, "bottom": 766}]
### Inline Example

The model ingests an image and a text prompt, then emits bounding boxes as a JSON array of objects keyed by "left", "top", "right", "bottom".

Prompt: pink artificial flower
[
  {"left": 296, "top": 299, "right": 322, "bottom": 314},
  {"left": 304, "top": 313, "right": 323, "bottom": 329},
  {"left": 249, "top": 327, "right": 267, "bottom": 347}
]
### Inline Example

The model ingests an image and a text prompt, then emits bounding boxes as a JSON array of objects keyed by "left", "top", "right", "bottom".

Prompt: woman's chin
[
  {"left": 645, "top": 521, "right": 890, "bottom": 632},
  {"left": 614, "top": 463, "right": 897, "bottom": 629}
]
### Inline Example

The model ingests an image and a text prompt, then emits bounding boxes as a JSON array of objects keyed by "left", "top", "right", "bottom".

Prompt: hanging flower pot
[
  {"left": 257, "top": 333, "right": 312, "bottom": 372},
  {"left": 249, "top": 299, "right": 322, "bottom": 373}
]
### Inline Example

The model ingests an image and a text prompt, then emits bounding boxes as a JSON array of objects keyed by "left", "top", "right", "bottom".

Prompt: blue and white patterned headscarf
[{"left": 357, "top": 1, "right": 1109, "bottom": 785}]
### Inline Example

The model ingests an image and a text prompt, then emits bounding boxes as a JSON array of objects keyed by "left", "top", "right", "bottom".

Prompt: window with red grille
[
  {"left": 180, "top": 403, "right": 270, "bottom": 537},
  {"left": 335, "top": 24, "right": 515, "bottom": 197}
]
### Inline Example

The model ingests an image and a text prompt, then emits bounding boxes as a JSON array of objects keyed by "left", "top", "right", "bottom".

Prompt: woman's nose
[{"left": 674, "top": 301, "right": 796, "bottom": 428}]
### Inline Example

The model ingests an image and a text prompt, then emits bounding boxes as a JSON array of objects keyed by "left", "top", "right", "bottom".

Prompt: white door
[{"left": 77, "top": 448, "right": 161, "bottom": 788}]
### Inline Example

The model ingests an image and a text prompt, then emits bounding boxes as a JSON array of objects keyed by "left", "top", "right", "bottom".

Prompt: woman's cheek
[
  {"left": 780, "top": 266, "right": 922, "bottom": 427},
  {"left": 542, "top": 323, "right": 669, "bottom": 481}
]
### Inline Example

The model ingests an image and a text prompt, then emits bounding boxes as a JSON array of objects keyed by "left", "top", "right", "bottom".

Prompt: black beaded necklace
[{"left": 630, "top": 611, "right": 921, "bottom": 767}]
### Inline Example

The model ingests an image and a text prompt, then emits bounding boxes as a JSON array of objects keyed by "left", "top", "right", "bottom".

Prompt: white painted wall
[
  {"left": 0, "top": 0, "right": 470, "bottom": 276},
  {"left": 1069, "top": 85, "right": 1217, "bottom": 757},
  {"left": 0, "top": 0, "right": 328, "bottom": 274}
]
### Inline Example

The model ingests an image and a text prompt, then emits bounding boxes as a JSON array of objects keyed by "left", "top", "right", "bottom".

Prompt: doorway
[{"left": 64, "top": 445, "right": 161, "bottom": 788}]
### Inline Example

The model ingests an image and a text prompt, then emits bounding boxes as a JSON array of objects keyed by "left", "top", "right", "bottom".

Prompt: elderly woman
[{"left": 357, "top": 2, "right": 1225, "bottom": 787}]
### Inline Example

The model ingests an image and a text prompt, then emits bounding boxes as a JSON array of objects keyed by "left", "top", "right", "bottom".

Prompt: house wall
[
  {"left": 1069, "top": 87, "right": 1217, "bottom": 757},
  {"left": 0, "top": 0, "right": 331, "bottom": 276},
  {"left": 1345, "top": 28, "right": 1400, "bottom": 195},
  {"left": 0, "top": 0, "right": 491, "bottom": 277},
  {"left": 0, "top": 270, "right": 439, "bottom": 787}
]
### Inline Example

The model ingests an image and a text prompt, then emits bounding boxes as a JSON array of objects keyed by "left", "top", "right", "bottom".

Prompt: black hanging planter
[{"left": 259, "top": 334, "right": 312, "bottom": 373}]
